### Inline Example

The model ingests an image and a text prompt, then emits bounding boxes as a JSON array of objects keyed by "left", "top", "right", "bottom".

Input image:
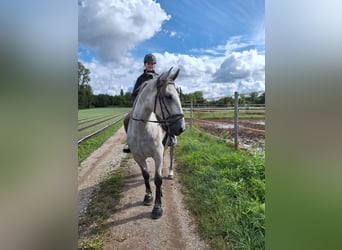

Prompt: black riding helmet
[{"left": 144, "top": 54, "right": 156, "bottom": 64}]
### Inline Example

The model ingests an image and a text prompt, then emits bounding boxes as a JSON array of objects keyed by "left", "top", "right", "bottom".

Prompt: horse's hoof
[
  {"left": 168, "top": 174, "right": 174, "bottom": 180},
  {"left": 122, "top": 147, "right": 131, "bottom": 153},
  {"left": 151, "top": 205, "right": 163, "bottom": 219},
  {"left": 143, "top": 194, "right": 153, "bottom": 206}
]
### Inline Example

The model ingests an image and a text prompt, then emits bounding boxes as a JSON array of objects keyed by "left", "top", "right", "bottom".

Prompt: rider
[
  {"left": 132, "top": 53, "right": 159, "bottom": 103},
  {"left": 123, "top": 54, "right": 176, "bottom": 153}
]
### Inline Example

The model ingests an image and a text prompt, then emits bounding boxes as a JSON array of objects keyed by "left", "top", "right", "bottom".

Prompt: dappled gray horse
[{"left": 127, "top": 67, "right": 185, "bottom": 219}]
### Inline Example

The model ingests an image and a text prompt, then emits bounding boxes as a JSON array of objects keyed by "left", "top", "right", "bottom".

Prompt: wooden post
[
  {"left": 190, "top": 98, "right": 193, "bottom": 129},
  {"left": 234, "top": 92, "right": 239, "bottom": 150}
]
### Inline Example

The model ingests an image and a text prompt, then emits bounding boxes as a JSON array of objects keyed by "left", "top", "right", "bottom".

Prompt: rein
[{"left": 131, "top": 78, "right": 184, "bottom": 127}]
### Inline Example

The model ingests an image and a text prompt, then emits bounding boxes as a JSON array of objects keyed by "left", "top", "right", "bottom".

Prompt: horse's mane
[
  {"left": 132, "top": 69, "right": 177, "bottom": 107},
  {"left": 132, "top": 76, "right": 157, "bottom": 108},
  {"left": 135, "top": 80, "right": 150, "bottom": 94}
]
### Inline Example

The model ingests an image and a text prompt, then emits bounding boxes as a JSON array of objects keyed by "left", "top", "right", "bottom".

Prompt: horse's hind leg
[
  {"left": 168, "top": 144, "right": 175, "bottom": 179},
  {"left": 135, "top": 157, "right": 153, "bottom": 205}
]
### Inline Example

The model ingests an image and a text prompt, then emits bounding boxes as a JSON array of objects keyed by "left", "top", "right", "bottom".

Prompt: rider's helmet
[{"left": 144, "top": 54, "right": 156, "bottom": 64}]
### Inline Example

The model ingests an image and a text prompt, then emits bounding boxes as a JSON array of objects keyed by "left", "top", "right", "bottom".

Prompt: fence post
[
  {"left": 234, "top": 92, "right": 239, "bottom": 150},
  {"left": 190, "top": 97, "right": 193, "bottom": 129}
]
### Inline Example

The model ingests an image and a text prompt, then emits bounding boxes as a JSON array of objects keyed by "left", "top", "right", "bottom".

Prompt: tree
[
  {"left": 191, "top": 91, "right": 206, "bottom": 105},
  {"left": 257, "top": 92, "right": 265, "bottom": 104},
  {"left": 249, "top": 92, "right": 258, "bottom": 104},
  {"left": 239, "top": 94, "right": 246, "bottom": 105},
  {"left": 93, "top": 94, "right": 110, "bottom": 107},
  {"left": 78, "top": 61, "right": 93, "bottom": 109},
  {"left": 78, "top": 61, "right": 90, "bottom": 87}
]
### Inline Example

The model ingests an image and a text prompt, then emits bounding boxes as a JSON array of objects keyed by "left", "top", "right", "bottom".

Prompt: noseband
[{"left": 132, "top": 78, "right": 184, "bottom": 128}]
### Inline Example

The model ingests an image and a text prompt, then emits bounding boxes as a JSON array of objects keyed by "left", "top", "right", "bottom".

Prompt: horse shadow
[{"left": 104, "top": 210, "right": 152, "bottom": 228}]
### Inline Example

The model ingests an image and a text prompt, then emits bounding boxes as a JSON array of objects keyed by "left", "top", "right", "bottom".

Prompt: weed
[
  {"left": 220, "top": 130, "right": 230, "bottom": 140},
  {"left": 78, "top": 235, "right": 106, "bottom": 250}
]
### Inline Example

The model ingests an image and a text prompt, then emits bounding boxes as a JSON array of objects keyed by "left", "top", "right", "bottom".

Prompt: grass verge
[
  {"left": 176, "top": 129, "right": 265, "bottom": 250},
  {"left": 78, "top": 155, "right": 130, "bottom": 249},
  {"left": 78, "top": 120, "right": 123, "bottom": 165}
]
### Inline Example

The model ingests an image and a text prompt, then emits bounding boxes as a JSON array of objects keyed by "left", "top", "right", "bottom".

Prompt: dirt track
[{"left": 78, "top": 127, "right": 208, "bottom": 249}]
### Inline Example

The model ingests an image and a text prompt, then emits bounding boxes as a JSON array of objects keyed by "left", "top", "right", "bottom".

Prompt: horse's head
[{"left": 155, "top": 67, "right": 185, "bottom": 136}]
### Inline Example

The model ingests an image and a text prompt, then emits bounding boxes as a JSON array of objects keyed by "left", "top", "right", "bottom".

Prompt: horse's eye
[{"left": 165, "top": 94, "right": 172, "bottom": 100}]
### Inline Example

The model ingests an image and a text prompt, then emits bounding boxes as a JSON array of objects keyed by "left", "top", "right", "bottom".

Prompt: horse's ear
[
  {"left": 160, "top": 67, "right": 173, "bottom": 81},
  {"left": 170, "top": 68, "right": 180, "bottom": 81}
]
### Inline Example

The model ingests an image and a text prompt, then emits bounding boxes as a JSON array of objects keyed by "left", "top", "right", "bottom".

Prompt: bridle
[{"left": 132, "top": 78, "right": 184, "bottom": 129}]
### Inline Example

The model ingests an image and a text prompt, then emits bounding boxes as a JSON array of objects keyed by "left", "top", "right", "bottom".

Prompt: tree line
[{"left": 78, "top": 61, "right": 265, "bottom": 109}]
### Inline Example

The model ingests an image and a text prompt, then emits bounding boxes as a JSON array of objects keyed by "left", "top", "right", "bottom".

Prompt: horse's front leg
[
  {"left": 152, "top": 155, "right": 163, "bottom": 219},
  {"left": 135, "top": 156, "right": 153, "bottom": 206},
  {"left": 168, "top": 144, "right": 175, "bottom": 179}
]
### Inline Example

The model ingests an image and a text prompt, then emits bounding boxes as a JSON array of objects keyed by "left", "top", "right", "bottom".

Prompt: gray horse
[{"left": 127, "top": 67, "right": 185, "bottom": 219}]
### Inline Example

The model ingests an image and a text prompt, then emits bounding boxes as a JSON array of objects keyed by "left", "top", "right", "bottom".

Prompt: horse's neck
[{"left": 132, "top": 82, "right": 156, "bottom": 120}]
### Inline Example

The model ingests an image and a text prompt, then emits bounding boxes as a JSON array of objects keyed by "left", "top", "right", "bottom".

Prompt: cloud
[
  {"left": 163, "top": 30, "right": 177, "bottom": 37},
  {"left": 213, "top": 49, "right": 265, "bottom": 83},
  {"left": 82, "top": 49, "right": 264, "bottom": 99},
  {"left": 81, "top": 59, "right": 141, "bottom": 96},
  {"left": 191, "top": 36, "right": 251, "bottom": 56},
  {"left": 154, "top": 49, "right": 264, "bottom": 99},
  {"left": 78, "top": 0, "right": 170, "bottom": 64},
  {"left": 155, "top": 52, "right": 217, "bottom": 78},
  {"left": 217, "top": 36, "right": 250, "bottom": 54}
]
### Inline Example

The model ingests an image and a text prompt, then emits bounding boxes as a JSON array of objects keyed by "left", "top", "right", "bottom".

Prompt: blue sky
[{"left": 78, "top": 0, "right": 265, "bottom": 99}]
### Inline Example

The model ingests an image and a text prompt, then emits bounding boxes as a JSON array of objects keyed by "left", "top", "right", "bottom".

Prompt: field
[
  {"left": 183, "top": 107, "right": 265, "bottom": 120},
  {"left": 78, "top": 107, "right": 130, "bottom": 164},
  {"left": 184, "top": 108, "right": 265, "bottom": 151},
  {"left": 78, "top": 107, "right": 130, "bottom": 142}
]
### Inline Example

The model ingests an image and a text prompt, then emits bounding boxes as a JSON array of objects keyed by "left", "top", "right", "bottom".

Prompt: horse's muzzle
[
  {"left": 168, "top": 117, "right": 185, "bottom": 136},
  {"left": 174, "top": 125, "right": 185, "bottom": 136}
]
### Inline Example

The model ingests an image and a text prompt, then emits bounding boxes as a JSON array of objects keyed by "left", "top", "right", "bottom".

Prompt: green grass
[
  {"left": 176, "top": 129, "right": 265, "bottom": 250},
  {"left": 78, "top": 121, "right": 123, "bottom": 165},
  {"left": 78, "top": 156, "right": 130, "bottom": 249}
]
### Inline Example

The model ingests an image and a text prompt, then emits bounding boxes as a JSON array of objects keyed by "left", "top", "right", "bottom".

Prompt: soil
[
  {"left": 78, "top": 127, "right": 208, "bottom": 250},
  {"left": 194, "top": 118, "right": 265, "bottom": 151}
]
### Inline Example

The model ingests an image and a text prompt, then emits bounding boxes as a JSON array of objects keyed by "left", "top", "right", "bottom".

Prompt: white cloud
[
  {"left": 81, "top": 59, "right": 142, "bottom": 96},
  {"left": 191, "top": 36, "right": 251, "bottom": 56},
  {"left": 170, "top": 31, "right": 177, "bottom": 37},
  {"left": 155, "top": 52, "right": 217, "bottom": 77},
  {"left": 152, "top": 49, "right": 264, "bottom": 99},
  {"left": 217, "top": 36, "right": 250, "bottom": 55},
  {"left": 82, "top": 49, "right": 264, "bottom": 99},
  {"left": 78, "top": 1, "right": 264, "bottom": 100},
  {"left": 209, "top": 49, "right": 264, "bottom": 97},
  {"left": 78, "top": 0, "right": 170, "bottom": 64},
  {"left": 80, "top": 38, "right": 264, "bottom": 99},
  {"left": 214, "top": 50, "right": 264, "bottom": 82},
  {"left": 163, "top": 30, "right": 178, "bottom": 37}
]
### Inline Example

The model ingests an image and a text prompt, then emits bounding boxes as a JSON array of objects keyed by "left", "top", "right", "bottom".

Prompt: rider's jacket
[{"left": 131, "top": 70, "right": 158, "bottom": 103}]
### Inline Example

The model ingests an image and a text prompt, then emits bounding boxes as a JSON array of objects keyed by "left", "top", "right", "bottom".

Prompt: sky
[{"left": 78, "top": 0, "right": 265, "bottom": 100}]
